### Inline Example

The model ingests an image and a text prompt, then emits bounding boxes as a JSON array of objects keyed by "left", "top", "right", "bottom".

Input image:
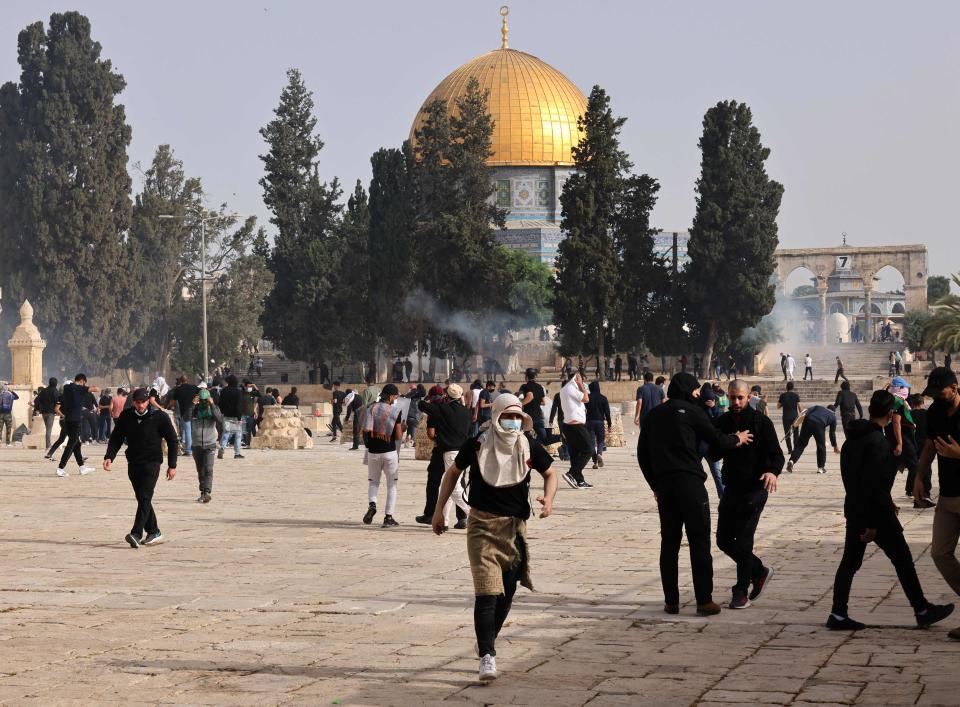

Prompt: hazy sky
[{"left": 2, "top": 0, "right": 958, "bottom": 284}]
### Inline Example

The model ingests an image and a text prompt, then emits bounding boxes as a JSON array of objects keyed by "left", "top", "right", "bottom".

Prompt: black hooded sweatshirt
[
  {"left": 839, "top": 419, "right": 900, "bottom": 530},
  {"left": 638, "top": 373, "right": 740, "bottom": 492},
  {"left": 710, "top": 404, "right": 785, "bottom": 492}
]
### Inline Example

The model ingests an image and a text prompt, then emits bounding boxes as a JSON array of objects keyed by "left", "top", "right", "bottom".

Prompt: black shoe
[
  {"left": 597, "top": 456, "right": 604, "bottom": 468},
  {"left": 453, "top": 519, "right": 468, "bottom": 530},
  {"left": 916, "top": 603, "right": 954, "bottom": 628},
  {"left": 826, "top": 614, "right": 865, "bottom": 631},
  {"left": 125, "top": 533, "right": 141, "bottom": 548},
  {"left": 415, "top": 515, "right": 431, "bottom": 525},
  {"left": 201, "top": 493, "right": 211, "bottom": 504},
  {"left": 382, "top": 515, "right": 399, "bottom": 528},
  {"left": 914, "top": 498, "right": 936, "bottom": 509},
  {"left": 561, "top": 472, "right": 579, "bottom": 489},
  {"left": 363, "top": 503, "right": 377, "bottom": 525},
  {"left": 663, "top": 604, "right": 679, "bottom": 615},
  {"left": 217, "top": 448, "right": 224, "bottom": 459},
  {"left": 234, "top": 454, "right": 244, "bottom": 459},
  {"left": 577, "top": 480, "right": 593, "bottom": 489},
  {"left": 749, "top": 566, "right": 774, "bottom": 601}
]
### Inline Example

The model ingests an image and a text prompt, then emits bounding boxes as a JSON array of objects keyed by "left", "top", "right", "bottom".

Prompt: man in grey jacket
[{"left": 190, "top": 389, "right": 224, "bottom": 503}]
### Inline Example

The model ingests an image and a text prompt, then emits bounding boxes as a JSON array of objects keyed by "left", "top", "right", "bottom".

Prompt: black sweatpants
[
  {"left": 57, "top": 421, "right": 84, "bottom": 469},
  {"left": 656, "top": 474, "right": 713, "bottom": 605},
  {"left": 782, "top": 418, "right": 799, "bottom": 454},
  {"left": 831, "top": 523, "right": 927, "bottom": 617},
  {"left": 716, "top": 488, "right": 768, "bottom": 595},
  {"left": 331, "top": 410, "right": 343, "bottom": 435},
  {"left": 563, "top": 423, "right": 592, "bottom": 484},
  {"left": 474, "top": 532, "right": 526, "bottom": 657},
  {"left": 128, "top": 462, "right": 161, "bottom": 538},
  {"left": 790, "top": 419, "right": 827, "bottom": 468}
]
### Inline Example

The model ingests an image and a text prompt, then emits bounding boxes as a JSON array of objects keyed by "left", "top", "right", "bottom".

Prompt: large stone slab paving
[{"left": 0, "top": 410, "right": 958, "bottom": 705}]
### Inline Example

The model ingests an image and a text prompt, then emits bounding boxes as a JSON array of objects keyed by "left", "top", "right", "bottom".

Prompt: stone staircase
[
  {"left": 761, "top": 343, "right": 929, "bottom": 378},
  {"left": 750, "top": 378, "right": 875, "bottom": 405}
]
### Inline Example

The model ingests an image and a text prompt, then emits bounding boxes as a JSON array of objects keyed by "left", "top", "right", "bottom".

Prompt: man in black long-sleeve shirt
[
  {"left": 415, "top": 384, "right": 472, "bottom": 527},
  {"left": 833, "top": 381, "right": 863, "bottom": 435},
  {"left": 104, "top": 388, "right": 179, "bottom": 548},
  {"left": 710, "top": 381, "right": 784, "bottom": 609},
  {"left": 638, "top": 373, "right": 752, "bottom": 616},
  {"left": 827, "top": 390, "right": 953, "bottom": 630}
]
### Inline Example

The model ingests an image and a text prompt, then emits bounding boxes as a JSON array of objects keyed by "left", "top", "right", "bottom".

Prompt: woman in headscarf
[
  {"left": 585, "top": 380, "right": 611, "bottom": 468},
  {"left": 433, "top": 393, "right": 558, "bottom": 682}
]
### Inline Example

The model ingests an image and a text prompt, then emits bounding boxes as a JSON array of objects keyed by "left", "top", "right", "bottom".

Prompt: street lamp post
[{"left": 159, "top": 213, "right": 224, "bottom": 382}]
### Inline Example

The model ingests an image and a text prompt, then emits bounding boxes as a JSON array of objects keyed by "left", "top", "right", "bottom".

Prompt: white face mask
[
  {"left": 246, "top": 387, "right": 253, "bottom": 392},
  {"left": 500, "top": 418, "right": 522, "bottom": 432}
]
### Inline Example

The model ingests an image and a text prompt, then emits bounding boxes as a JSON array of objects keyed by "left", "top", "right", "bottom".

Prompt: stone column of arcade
[
  {"left": 863, "top": 284, "right": 874, "bottom": 343},
  {"left": 817, "top": 281, "right": 828, "bottom": 345},
  {"left": 6, "top": 300, "right": 46, "bottom": 443}
]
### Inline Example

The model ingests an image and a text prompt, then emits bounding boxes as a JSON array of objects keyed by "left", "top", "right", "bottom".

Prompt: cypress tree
[
  {"left": 0, "top": 12, "right": 135, "bottom": 374},
  {"left": 553, "top": 86, "right": 630, "bottom": 362},
  {"left": 258, "top": 68, "right": 342, "bottom": 365},
  {"left": 686, "top": 100, "right": 784, "bottom": 370}
]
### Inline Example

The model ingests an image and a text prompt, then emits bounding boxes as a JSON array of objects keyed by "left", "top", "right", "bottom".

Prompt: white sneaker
[
  {"left": 479, "top": 654, "right": 498, "bottom": 681},
  {"left": 79, "top": 465, "right": 95, "bottom": 475},
  {"left": 817, "top": 467, "right": 827, "bottom": 474},
  {"left": 56, "top": 468, "right": 68, "bottom": 477}
]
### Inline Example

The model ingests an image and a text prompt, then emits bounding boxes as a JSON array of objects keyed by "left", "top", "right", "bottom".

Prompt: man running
[
  {"left": 559, "top": 372, "right": 592, "bottom": 489},
  {"left": 829, "top": 390, "right": 954, "bottom": 631},
  {"left": 432, "top": 393, "right": 558, "bottom": 681},
  {"left": 638, "top": 372, "right": 752, "bottom": 616},
  {"left": 52, "top": 374, "right": 95, "bottom": 476},
  {"left": 711, "top": 381, "right": 784, "bottom": 609},
  {"left": 835, "top": 357, "right": 849, "bottom": 384},
  {"left": 785, "top": 404, "right": 840, "bottom": 474},
  {"left": 104, "top": 388, "right": 179, "bottom": 548}
]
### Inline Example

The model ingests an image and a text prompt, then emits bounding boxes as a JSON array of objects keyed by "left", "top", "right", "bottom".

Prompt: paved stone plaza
[{"left": 1, "top": 414, "right": 959, "bottom": 706}]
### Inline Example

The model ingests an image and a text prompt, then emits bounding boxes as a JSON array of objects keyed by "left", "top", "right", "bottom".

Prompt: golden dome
[{"left": 409, "top": 47, "right": 588, "bottom": 167}]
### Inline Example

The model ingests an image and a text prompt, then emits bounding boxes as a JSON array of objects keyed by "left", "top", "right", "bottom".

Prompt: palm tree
[{"left": 924, "top": 273, "right": 960, "bottom": 352}]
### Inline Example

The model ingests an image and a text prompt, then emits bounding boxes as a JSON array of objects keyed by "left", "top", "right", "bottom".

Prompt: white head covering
[
  {"left": 152, "top": 376, "right": 169, "bottom": 397},
  {"left": 476, "top": 393, "right": 533, "bottom": 488}
]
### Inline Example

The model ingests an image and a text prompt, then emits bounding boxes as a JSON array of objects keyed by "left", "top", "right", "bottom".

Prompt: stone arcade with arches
[{"left": 775, "top": 244, "right": 928, "bottom": 344}]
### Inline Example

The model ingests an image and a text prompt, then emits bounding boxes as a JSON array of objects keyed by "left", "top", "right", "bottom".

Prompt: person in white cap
[{"left": 433, "top": 393, "right": 558, "bottom": 682}]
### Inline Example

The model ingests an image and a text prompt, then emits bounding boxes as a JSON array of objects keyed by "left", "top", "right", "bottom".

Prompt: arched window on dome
[{"left": 496, "top": 180, "right": 510, "bottom": 208}]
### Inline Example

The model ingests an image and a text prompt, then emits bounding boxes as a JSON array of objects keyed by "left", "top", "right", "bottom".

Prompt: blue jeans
[
  {"left": 221, "top": 419, "right": 242, "bottom": 455},
  {"left": 179, "top": 411, "right": 193, "bottom": 451}
]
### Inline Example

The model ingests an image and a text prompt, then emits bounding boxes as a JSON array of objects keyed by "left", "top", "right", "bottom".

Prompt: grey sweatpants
[{"left": 193, "top": 448, "right": 216, "bottom": 494}]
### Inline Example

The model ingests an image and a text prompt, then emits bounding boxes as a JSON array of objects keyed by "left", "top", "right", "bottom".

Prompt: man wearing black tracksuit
[
  {"left": 638, "top": 373, "right": 751, "bottom": 616},
  {"left": 415, "top": 387, "right": 472, "bottom": 527},
  {"left": 104, "top": 388, "right": 179, "bottom": 548},
  {"left": 710, "top": 381, "right": 785, "bottom": 609},
  {"left": 827, "top": 390, "right": 953, "bottom": 630}
]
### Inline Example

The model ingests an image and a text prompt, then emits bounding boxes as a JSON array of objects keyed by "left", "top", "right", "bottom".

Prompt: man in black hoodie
[
  {"left": 711, "top": 380, "right": 784, "bottom": 609},
  {"left": 104, "top": 388, "right": 180, "bottom": 548},
  {"left": 638, "top": 373, "right": 752, "bottom": 616},
  {"left": 828, "top": 389, "right": 954, "bottom": 630}
]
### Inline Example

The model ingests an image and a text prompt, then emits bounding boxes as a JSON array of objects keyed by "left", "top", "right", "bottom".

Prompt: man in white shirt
[
  {"left": 560, "top": 373, "right": 592, "bottom": 489},
  {"left": 803, "top": 354, "right": 814, "bottom": 381},
  {"left": 785, "top": 354, "right": 796, "bottom": 381}
]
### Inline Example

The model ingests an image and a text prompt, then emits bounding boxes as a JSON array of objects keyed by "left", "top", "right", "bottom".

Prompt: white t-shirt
[
  {"left": 804, "top": 356, "right": 812, "bottom": 367},
  {"left": 560, "top": 378, "right": 587, "bottom": 424}
]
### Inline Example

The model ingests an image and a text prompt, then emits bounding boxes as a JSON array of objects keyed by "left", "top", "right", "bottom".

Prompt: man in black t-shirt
[
  {"left": 329, "top": 381, "right": 346, "bottom": 441},
  {"left": 776, "top": 382, "right": 802, "bottom": 454},
  {"left": 518, "top": 368, "right": 546, "bottom": 443},
  {"left": 171, "top": 376, "right": 200, "bottom": 455},
  {"left": 432, "top": 393, "right": 557, "bottom": 682},
  {"left": 915, "top": 368, "right": 960, "bottom": 640}
]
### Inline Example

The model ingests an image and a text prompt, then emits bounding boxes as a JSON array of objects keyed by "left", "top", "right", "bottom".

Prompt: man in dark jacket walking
[
  {"left": 710, "top": 380, "right": 784, "bottom": 609},
  {"left": 638, "top": 373, "right": 752, "bottom": 616},
  {"left": 104, "top": 388, "right": 179, "bottom": 548},
  {"left": 827, "top": 390, "right": 953, "bottom": 630},
  {"left": 833, "top": 381, "right": 863, "bottom": 435}
]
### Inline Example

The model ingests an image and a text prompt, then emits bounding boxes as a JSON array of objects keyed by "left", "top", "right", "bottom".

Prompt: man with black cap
[
  {"left": 104, "top": 388, "right": 179, "bottom": 548},
  {"left": 914, "top": 367, "right": 960, "bottom": 639},
  {"left": 638, "top": 372, "right": 752, "bottom": 616},
  {"left": 518, "top": 368, "right": 547, "bottom": 444},
  {"left": 416, "top": 383, "right": 472, "bottom": 528}
]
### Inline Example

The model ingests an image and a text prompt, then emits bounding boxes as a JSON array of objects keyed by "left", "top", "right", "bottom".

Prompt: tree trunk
[{"left": 702, "top": 320, "right": 717, "bottom": 382}]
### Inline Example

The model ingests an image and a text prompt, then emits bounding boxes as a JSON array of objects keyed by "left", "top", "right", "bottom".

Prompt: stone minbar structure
[{"left": 5, "top": 300, "right": 46, "bottom": 438}]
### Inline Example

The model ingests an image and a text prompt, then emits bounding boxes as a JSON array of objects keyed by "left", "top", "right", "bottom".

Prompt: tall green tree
[
  {"left": 0, "top": 11, "right": 135, "bottom": 374},
  {"left": 553, "top": 86, "right": 631, "bottom": 361},
  {"left": 928, "top": 275, "right": 951, "bottom": 304},
  {"left": 685, "top": 100, "right": 784, "bottom": 370},
  {"left": 122, "top": 145, "right": 203, "bottom": 375},
  {"left": 924, "top": 273, "right": 960, "bottom": 353},
  {"left": 501, "top": 248, "right": 553, "bottom": 331},
  {"left": 614, "top": 174, "right": 665, "bottom": 352},
  {"left": 411, "top": 78, "right": 508, "bottom": 360},
  {"left": 258, "top": 68, "right": 342, "bottom": 365}
]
